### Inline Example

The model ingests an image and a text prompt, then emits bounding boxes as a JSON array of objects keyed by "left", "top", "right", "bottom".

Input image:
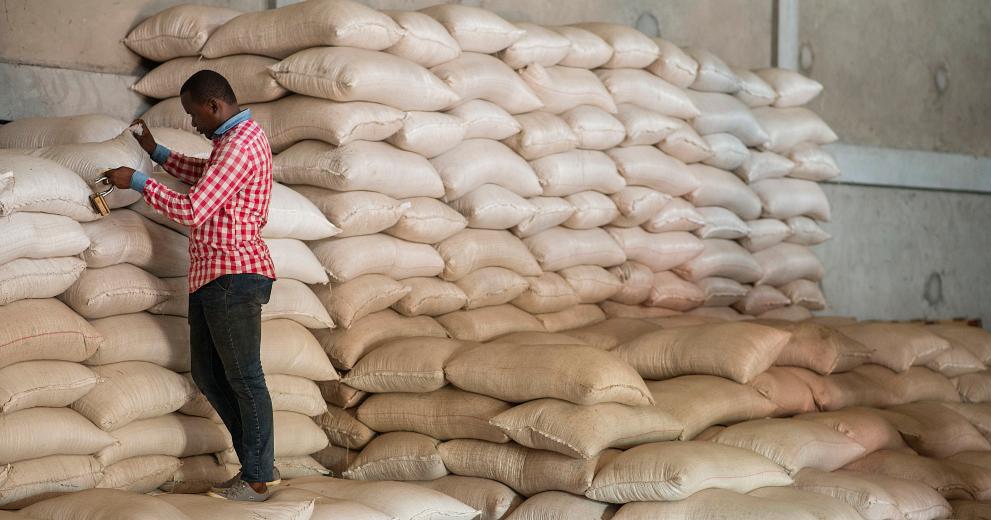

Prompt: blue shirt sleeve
[
  {"left": 151, "top": 144, "right": 171, "bottom": 165},
  {"left": 130, "top": 170, "right": 150, "bottom": 193}
]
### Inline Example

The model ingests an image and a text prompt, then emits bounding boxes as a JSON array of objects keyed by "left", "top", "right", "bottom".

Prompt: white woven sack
[
  {"left": 387, "top": 111, "right": 466, "bottom": 158},
  {"left": 202, "top": 0, "right": 402, "bottom": 59},
  {"left": 420, "top": 4, "right": 524, "bottom": 54},
  {"left": 432, "top": 53, "right": 543, "bottom": 114},
  {"left": 498, "top": 23, "right": 570, "bottom": 69},
  {"left": 0, "top": 257, "right": 84, "bottom": 306},
  {"left": 270, "top": 47, "right": 460, "bottom": 111},
  {"left": 597, "top": 69, "right": 699, "bottom": 119},
  {"left": 0, "top": 155, "right": 99, "bottom": 222},
  {"left": 0, "top": 212, "right": 88, "bottom": 266},
  {"left": 647, "top": 38, "right": 698, "bottom": 88},
  {"left": 572, "top": 22, "right": 658, "bottom": 69},
  {"left": 383, "top": 10, "right": 461, "bottom": 68},
  {"left": 0, "top": 114, "right": 127, "bottom": 148},
  {"left": 552, "top": 26, "right": 613, "bottom": 69},
  {"left": 123, "top": 4, "right": 240, "bottom": 61},
  {"left": 447, "top": 100, "right": 521, "bottom": 140},
  {"left": 311, "top": 234, "right": 444, "bottom": 283},
  {"left": 81, "top": 209, "right": 188, "bottom": 277},
  {"left": 431, "top": 139, "right": 542, "bottom": 200},
  {"left": 519, "top": 64, "right": 617, "bottom": 114},
  {"left": 560, "top": 106, "right": 625, "bottom": 150}
]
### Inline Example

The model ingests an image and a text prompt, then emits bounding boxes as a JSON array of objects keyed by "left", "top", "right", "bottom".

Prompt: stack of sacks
[{"left": 0, "top": 153, "right": 108, "bottom": 508}]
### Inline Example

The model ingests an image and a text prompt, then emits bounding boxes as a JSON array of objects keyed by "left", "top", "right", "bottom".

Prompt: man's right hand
[{"left": 130, "top": 119, "right": 157, "bottom": 155}]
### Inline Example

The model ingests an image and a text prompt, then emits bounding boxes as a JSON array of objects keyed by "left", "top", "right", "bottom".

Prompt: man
[{"left": 105, "top": 70, "right": 278, "bottom": 502}]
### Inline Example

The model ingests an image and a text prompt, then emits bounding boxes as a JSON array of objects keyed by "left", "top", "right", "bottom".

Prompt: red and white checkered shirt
[{"left": 144, "top": 118, "right": 276, "bottom": 293}]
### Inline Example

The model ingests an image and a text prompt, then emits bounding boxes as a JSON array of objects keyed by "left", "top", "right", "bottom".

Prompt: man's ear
[{"left": 208, "top": 98, "right": 221, "bottom": 115}]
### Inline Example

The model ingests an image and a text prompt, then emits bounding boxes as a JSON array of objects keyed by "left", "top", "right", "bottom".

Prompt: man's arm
[
  {"left": 131, "top": 119, "right": 209, "bottom": 185},
  {"left": 141, "top": 142, "right": 254, "bottom": 228}
]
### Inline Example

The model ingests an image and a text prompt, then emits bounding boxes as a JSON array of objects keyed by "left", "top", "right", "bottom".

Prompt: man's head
[{"left": 179, "top": 70, "right": 239, "bottom": 137}]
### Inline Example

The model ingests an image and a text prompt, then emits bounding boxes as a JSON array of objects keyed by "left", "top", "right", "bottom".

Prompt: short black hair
[{"left": 180, "top": 70, "right": 237, "bottom": 105}]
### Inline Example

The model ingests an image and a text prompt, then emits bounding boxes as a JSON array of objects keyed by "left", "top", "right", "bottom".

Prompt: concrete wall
[{"left": 1, "top": 0, "right": 989, "bottom": 323}]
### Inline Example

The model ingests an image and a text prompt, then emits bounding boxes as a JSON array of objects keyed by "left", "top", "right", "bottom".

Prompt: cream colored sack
[
  {"left": 437, "top": 229, "right": 542, "bottom": 281},
  {"left": 81, "top": 209, "right": 188, "bottom": 277},
  {"left": 733, "top": 68, "right": 778, "bottom": 107},
  {"left": 676, "top": 238, "right": 763, "bottom": 283},
  {"left": 158, "top": 493, "right": 315, "bottom": 520},
  {"left": 384, "top": 10, "right": 461, "bottom": 68},
  {"left": 702, "top": 133, "right": 750, "bottom": 170},
  {"left": 72, "top": 361, "right": 197, "bottom": 431},
  {"left": 587, "top": 441, "right": 792, "bottom": 503},
  {"left": 134, "top": 55, "right": 286, "bottom": 103},
  {"left": 446, "top": 342, "right": 652, "bottom": 406},
  {"left": 752, "top": 178, "right": 832, "bottom": 221},
  {"left": 779, "top": 279, "right": 828, "bottom": 310},
  {"left": 358, "top": 386, "right": 510, "bottom": 443},
  {"left": 415, "top": 476, "right": 523, "bottom": 520},
  {"left": 573, "top": 22, "right": 658, "bottom": 69},
  {"left": 564, "top": 191, "right": 620, "bottom": 229},
  {"left": 735, "top": 286, "right": 792, "bottom": 315},
  {"left": 450, "top": 185, "right": 537, "bottom": 230},
  {"left": 611, "top": 187, "right": 669, "bottom": 227},
  {"left": 536, "top": 304, "right": 606, "bottom": 332},
  {"left": 0, "top": 155, "right": 98, "bottom": 222},
  {"left": 318, "top": 275, "right": 410, "bottom": 329},
  {"left": 88, "top": 313, "right": 189, "bottom": 371},
  {"left": 387, "top": 111, "right": 466, "bottom": 158},
  {"left": 311, "top": 234, "right": 444, "bottom": 283},
  {"left": 735, "top": 151, "right": 795, "bottom": 183},
  {"left": 315, "top": 406, "right": 375, "bottom": 449},
  {"left": 0, "top": 408, "right": 114, "bottom": 465},
  {"left": 94, "top": 413, "right": 230, "bottom": 467},
  {"left": 271, "top": 47, "right": 460, "bottom": 111},
  {"left": 698, "top": 276, "right": 748, "bottom": 307},
  {"left": 0, "top": 361, "right": 98, "bottom": 414},
  {"left": 262, "top": 278, "right": 336, "bottom": 329},
  {"left": 686, "top": 47, "right": 740, "bottom": 93},
  {"left": 437, "top": 305, "right": 545, "bottom": 342},
  {"left": 686, "top": 91, "right": 769, "bottom": 146},
  {"left": 420, "top": 4, "right": 524, "bottom": 54},
  {"left": 606, "top": 146, "right": 699, "bottom": 196},
  {"left": 124, "top": 4, "right": 240, "bottom": 61},
  {"left": 432, "top": 53, "right": 543, "bottom": 114},
  {"left": 58, "top": 263, "right": 173, "bottom": 319},
  {"left": 742, "top": 219, "right": 792, "bottom": 252},
  {"left": 553, "top": 26, "right": 613, "bottom": 69},
  {"left": 839, "top": 322, "right": 950, "bottom": 373},
  {"left": 386, "top": 197, "right": 467, "bottom": 244},
  {"left": 247, "top": 96, "right": 402, "bottom": 151},
  {"left": 696, "top": 206, "right": 750, "bottom": 240},
  {"left": 686, "top": 163, "right": 763, "bottom": 220},
  {"left": 431, "top": 139, "right": 542, "bottom": 200},
  {"left": 647, "top": 38, "right": 698, "bottom": 88},
  {"left": 606, "top": 227, "right": 703, "bottom": 272},
  {"left": 0, "top": 456, "right": 104, "bottom": 509},
  {"left": 531, "top": 150, "right": 625, "bottom": 197},
  {"left": 504, "top": 112, "right": 578, "bottom": 160},
  {"left": 0, "top": 299, "right": 102, "bottom": 370},
  {"left": 560, "top": 265, "right": 623, "bottom": 304},
  {"left": 614, "top": 322, "right": 791, "bottom": 384},
  {"left": 753, "top": 243, "right": 824, "bottom": 286},
  {"left": 492, "top": 398, "right": 681, "bottom": 459},
  {"left": 753, "top": 107, "right": 839, "bottom": 153},
  {"left": 280, "top": 476, "right": 479, "bottom": 520},
  {"left": 393, "top": 277, "right": 468, "bottom": 317},
  {"left": 647, "top": 271, "right": 704, "bottom": 311},
  {"left": 512, "top": 197, "right": 575, "bottom": 238},
  {"left": 525, "top": 227, "right": 626, "bottom": 271},
  {"left": 0, "top": 114, "right": 127, "bottom": 148},
  {"left": 294, "top": 188, "right": 407, "bottom": 238},
  {"left": 607, "top": 262, "right": 655, "bottom": 305},
  {"left": 202, "top": 0, "right": 402, "bottom": 58},
  {"left": 787, "top": 216, "right": 832, "bottom": 245},
  {"left": 642, "top": 198, "right": 705, "bottom": 233},
  {"left": 713, "top": 418, "right": 866, "bottom": 475},
  {"left": 659, "top": 122, "right": 713, "bottom": 163},
  {"left": 0, "top": 257, "right": 83, "bottom": 306},
  {"left": 499, "top": 23, "right": 570, "bottom": 69},
  {"left": 0, "top": 213, "right": 88, "bottom": 266},
  {"left": 597, "top": 69, "right": 699, "bottom": 119},
  {"left": 561, "top": 105, "right": 626, "bottom": 150},
  {"left": 649, "top": 376, "right": 777, "bottom": 440},
  {"left": 757, "top": 68, "right": 824, "bottom": 107},
  {"left": 789, "top": 143, "right": 841, "bottom": 181},
  {"left": 447, "top": 100, "right": 521, "bottom": 140},
  {"left": 616, "top": 104, "right": 681, "bottom": 147},
  {"left": 518, "top": 64, "right": 617, "bottom": 114},
  {"left": 345, "top": 432, "right": 447, "bottom": 481},
  {"left": 440, "top": 439, "right": 613, "bottom": 496}
]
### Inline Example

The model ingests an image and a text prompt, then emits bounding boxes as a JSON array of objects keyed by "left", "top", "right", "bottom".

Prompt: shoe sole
[
  {"left": 208, "top": 478, "right": 281, "bottom": 495},
  {"left": 205, "top": 490, "right": 270, "bottom": 502}
]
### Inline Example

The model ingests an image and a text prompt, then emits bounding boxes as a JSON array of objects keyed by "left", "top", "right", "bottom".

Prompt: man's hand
[
  {"left": 129, "top": 119, "right": 157, "bottom": 155},
  {"left": 104, "top": 166, "right": 136, "bottom": 189}
]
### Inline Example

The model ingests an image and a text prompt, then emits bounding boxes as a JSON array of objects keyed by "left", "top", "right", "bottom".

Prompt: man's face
[{"left": 180, "top": 91, "right": 222, "bottom": 137}]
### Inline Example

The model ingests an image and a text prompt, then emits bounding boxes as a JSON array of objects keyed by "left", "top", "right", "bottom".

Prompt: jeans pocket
[
  {"left": 214, "top": 274, "right": 234, "bottom": 291},
  {"left": 256, "top": 276, "right": 274, "bottom": 305}
]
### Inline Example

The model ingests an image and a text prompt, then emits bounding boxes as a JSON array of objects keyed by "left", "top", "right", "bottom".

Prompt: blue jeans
[{"left": 189, "top": 273, "right": 274, "bottom": 483}]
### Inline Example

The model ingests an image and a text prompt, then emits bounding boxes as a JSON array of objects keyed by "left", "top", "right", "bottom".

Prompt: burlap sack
[
  {"left": 123, "top": 4, "right": 239, "bottom": 60},
  {"left": 311, "top": 234, "right": 444, "bottom": 284},
  {"left": 135, "top": 55, "right": 286, "bottom": 103},
  {"left": 387, "top": 111, "right": 466, "bottom": 158},
  {"left": 437, "top": 305, "right": 546, "bottom": 342},
  {"left": 357, "top": 387, "right": 510, "bottom": 443},
  {"left": 879, "top": 403, "right": 991, "bottom": 458},
  {"left": 735, "top": 286, "right": 792, "bottom": 315},
  {"left": 344, "top": 337, "right": 471, "bottom": 394},
  {"left": 491, "top": 397, "right": 682, "bottom": 459},
  {"left": 559, "top": 265, "right": 622, "bottom": 304},
  {"left": 420, "top": 4, "right": 522, "bottom": 53},
  {"left": 315, "top": 309, "right": 448, "bottom": 369},
  {"left": 0, "top": 155, "right": 98, "bottom": 222},
  {"left": 512, "top": 197, "right": 576, "bottom": 238},
  {"left": 450, "top": 185, "right": 537, "bottom": 230},
  {"left": 446, "top": 342, "right": 652, "bottom": 406},
  {"left": 612, "top": 489, "right": 823, "bottom": 520},
  {"left": 839, "top": 322, "right": 950, "bottom": 373},
  {"left": 81, "top": 209, "right": 188, "bottom": 277},
  {"left": 414, "top": 476, "right": 522, "bottom": 520},
  {"left": 0, "top": 408, "right": 114, "bottom": 466},
  {"left": 686, "top": 163, "right": 763, "bottom": 220},
  {"left": 535, "top": 304, "right": 607, "bottom": 333},
  {"left": 511, "top": 272, "right": 580, "bottom": 314},
  {"left": 757, "top": 68, "right": 824, "bottom": 107},
  {"left": 457, "top": 267, "right": 529, "bottom": 309},
  {"left": 447, "top": 100, "right": 521, "bottom": 141},
  {"left": 586, "top": 441, "right": 792, "bottom": 503},
  {"left": 96, "top": 455, "right": 181, "bottom": 494},
  {"left": 506, "top": 491, "right": 615, "bottom": 520},
  {"left": 72, "top": 361, "right": 197, "bottom": 431},
  {"left": 518, "top": 64, "right": 617, "bottom": 115},
  {"left": 431, "top": 139, "right": 542, "bottom": 201},
  {"left": 0, "top": 213, "right": 89, "bottom": 266},
  {"left": 844, "top": 450, "right": 991, "bottom": 501},
  {"left": 345, "top": 432, "right": 447, "bottom": 481},
  {"left": 282, "top": 476, "right": 479, "bottom": 520},
  {"left": 317, "top": 275, "right": 410, "bottom": 330},
  {"left": 931, "top": 324, "right": 991, "bottom": 364},
  {"left": 564, "top": 191, "right": 620, "bottom": 229},
  {"left": 0, "top": 361, "right": 98, "bottom": 415},
  {"left": 646, "top": 271, "right": 704, "bottom": 311},
  {"left": 0, "top": 299, "right": 102, "bottom": 369},
  {"left": 497, "top": 22, "right": 569, "bottom": 68},
  {"left": 314, "top": 406, "right": 375, "bottom": 450},
  {"left": 748, "top": 367, "right": 819, "bottom": 417},
  {"left": 0, "top": 115, "right": 127, "bottom": 149},
  {"left": 392, "top": 277, "right": 468, "bottom": 317},
  {"left": 695, "top": 206, "right": 751, "bottom": 240},
  {"left": 386, "top": 197, "right": 467, "bottom": 244},
  {"left": 607, "top": 261, "right": 655, "bottom": 305},
  {"left": 796, "top": 407, "right": 911, "bottom": 454},
  {"left": 648, "top": 376, "right": 777, "bottom": 439},
  {"left": 439, "top": 439, "right": 614, "bottom": 497},
  {"left": 531, "top": 150, "right": 625, "bottom": 197},
  {"left": 292, "top": 187, "right": 408, "bottom": 238},
  {"left": 712, "top": 418, "right": 866, "bottom": 475},
  {"left": 437, "top": 229, "right": 542, "bottom": 281},
  {"left": 0, "top": 257, "right": 85, "bottom": 306}
]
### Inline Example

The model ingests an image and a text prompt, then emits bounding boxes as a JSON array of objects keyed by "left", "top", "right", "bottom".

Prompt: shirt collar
[{"left": 213, "top": 109, "right": 251, "bottom": 139}]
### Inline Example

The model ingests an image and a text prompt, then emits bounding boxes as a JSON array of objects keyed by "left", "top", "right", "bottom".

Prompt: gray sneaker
[
  {"left": 210, "top": 467, "right": 281, "bottom": 493},
  {"left": 207, "top": 479, "right": 271, "bottom": 502}
]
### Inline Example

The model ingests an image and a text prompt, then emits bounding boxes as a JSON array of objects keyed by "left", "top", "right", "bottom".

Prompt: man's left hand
[{"left": 104, "top": 166, "right": 136, "bottom": 189}]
